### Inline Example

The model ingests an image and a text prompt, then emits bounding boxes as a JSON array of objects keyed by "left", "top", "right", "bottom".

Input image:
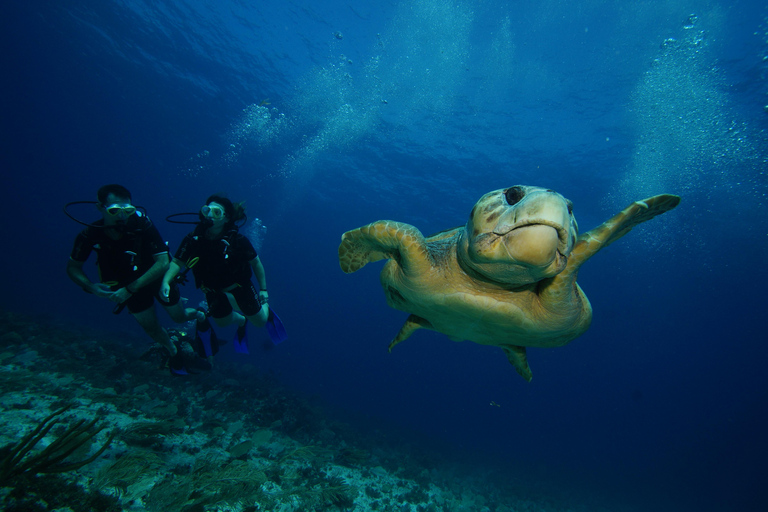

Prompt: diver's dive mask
[
  {"left": 201, "top": 204, "right": 225, "bottom": 221},
  {"left": 104, "top": 203, "right": 137, "bottom": 218}
]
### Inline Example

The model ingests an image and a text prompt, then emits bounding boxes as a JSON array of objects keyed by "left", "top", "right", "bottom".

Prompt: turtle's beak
[
  {"left": 492, "top": 191, "right": 572, "bottom": 256},
  {"left": 498, "top": 224, "right": 561, "bottom": 268},
  {"left": 494, "top": 219, "right": 569, "bottom": 255}
]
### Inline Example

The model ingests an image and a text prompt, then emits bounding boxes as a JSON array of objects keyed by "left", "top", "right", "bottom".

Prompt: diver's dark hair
[
  {"left": 206, "top": 194, "right": 246, "bottom": 227},
  {"left": 98, "top": 184, "right": 132, "bottom": 205}
]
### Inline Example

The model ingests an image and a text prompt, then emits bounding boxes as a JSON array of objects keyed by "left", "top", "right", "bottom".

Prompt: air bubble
[{"left": 683, "top": 14, "right": 698, "bottom": 29}]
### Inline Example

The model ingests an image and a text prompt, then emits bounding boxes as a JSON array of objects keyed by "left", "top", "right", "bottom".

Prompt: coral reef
[
  {"left": 0, "top": 310, "right": 610, "bottom": 511},
  {"left": 0, "top": 404, "right": 115, "bottom": 482}
]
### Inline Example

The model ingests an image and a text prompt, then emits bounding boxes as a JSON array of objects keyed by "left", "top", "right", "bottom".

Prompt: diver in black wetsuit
[
  {"left": 66, "top": 184, "right": 203, "bottom": 358},
  {"left": 161, "top": 195, "right": 272, "bottom": 353}
]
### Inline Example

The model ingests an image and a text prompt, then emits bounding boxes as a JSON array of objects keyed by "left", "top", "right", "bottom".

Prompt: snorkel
[
  {"left": 166, "top": 195, "right": 247, "bottom": 232},
  {"left": 64, "top": 184, "right": 147, "bottom": 230},
  {"left": 63, "top": 201, "right": 147, "bottom": 229}
]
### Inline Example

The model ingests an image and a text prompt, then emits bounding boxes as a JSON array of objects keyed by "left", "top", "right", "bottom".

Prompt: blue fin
[
  {"left": 169, "top": 351, "right": 212, "bottom": 375},
  {"left": 169, "top": 334, "right": 213, "bottom": 375},
  {"left": 233, "top": 322, "right": 249, "bottom": 354},
  {"left": 195, "top": 314, "right": 222, "bottom": 359},
  {"left": 183, "top": 356, "right": 212, "bottom": 373},
  {"left": 266, "top": 308, "right": 287, "bottom": 344},
  {"left": 168, "top": 352, "right": 189, "bottom": 375},
  {"left": 198, "top": 326, "right": 214, "bottom": 358}
]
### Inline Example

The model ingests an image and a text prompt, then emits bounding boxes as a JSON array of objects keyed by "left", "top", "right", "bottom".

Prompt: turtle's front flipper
[
  {"left": 567, "top": 193, "right": 680, "bottom": 274},
  {"left": 388, "top": 314, "right": 433, "bottom": 352},
  {"left": 539, "top": 194, "right": 679, "bottom": 305},
  {"left": 502, "top": 346, "right": 533, "bottom": 382},
  {"left": 339, "top": 221, "right": 430, "bottom": 274}
]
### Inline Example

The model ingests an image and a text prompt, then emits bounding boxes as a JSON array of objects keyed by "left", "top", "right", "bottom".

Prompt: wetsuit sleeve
[
  {"left": 70, "top": 228, "right": 95, "bottom": 262},
  {"left": 141, "top": 218, "right": 169, "bottom": 256},
  {"left": 174, "top": 234, "right": 196, "bottom": 263},
  {"left": 236, "top": 234, "right": 258, "bottom": 261}
]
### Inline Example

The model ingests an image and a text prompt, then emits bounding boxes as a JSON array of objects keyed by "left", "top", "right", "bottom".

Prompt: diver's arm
[
  {"left": 162, "top": 258, "right": 185, "bottom": 286},
  {"left": 66, "top": 259, "right": 103, "bottom": 295},
  {"left": 250, "top": 256, "right": 267, "bottom": 290},
  {"left": 160, "top": 258, "right": 185, "bottom": 300},
  {"left": 125, "top": 253, "right": 170, "bottom": 294},
  {"left": 250, "top": 256, "right": 268, "bottom": 301}
]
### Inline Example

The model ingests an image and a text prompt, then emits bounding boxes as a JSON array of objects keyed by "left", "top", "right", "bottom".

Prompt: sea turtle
[{"left": 338, "top": 185, "right": 680, "bottom": 381}]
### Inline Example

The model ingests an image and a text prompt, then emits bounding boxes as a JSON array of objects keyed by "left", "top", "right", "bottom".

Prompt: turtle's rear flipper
[
  {"left": 503, "top": 345, "right": 533, "bottom": 382},
  {"left": 388, "top": 314, "right": 433, "bottom": 352}
]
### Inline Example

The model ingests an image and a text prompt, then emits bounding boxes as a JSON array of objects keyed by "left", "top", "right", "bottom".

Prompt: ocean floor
[{"left": 0, "top": 310, "right": 612, "bottom": 512}]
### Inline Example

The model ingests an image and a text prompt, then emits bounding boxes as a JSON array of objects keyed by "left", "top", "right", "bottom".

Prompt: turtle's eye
[
  {"left": 566, "top": 200, "right": 573, "bottom": 214},
  {"left": 504, "top": 186, "right": 525, "bottom": 206}
]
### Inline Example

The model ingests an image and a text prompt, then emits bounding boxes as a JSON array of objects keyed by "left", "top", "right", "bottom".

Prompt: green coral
[
  {"left": 143, "top": 457, "right": 269, "bottom": 511},
  {"left": 120, "top": 420, "right": 183, "bottom": 448},
  {"left": 319, "top": 475, "right": 355, "bottom": 508},
  {"left": 0, "top": 404, "right": 116, "bottom": 483},
  {"left": 1, "top": 473, "right": 122, "bottom": 512},
  {"left": 94, "top": 450, "right": 164, "bottom": 494}
]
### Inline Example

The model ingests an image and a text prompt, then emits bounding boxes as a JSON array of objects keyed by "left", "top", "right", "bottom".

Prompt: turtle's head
[{"left": 459, "top": 186, "right": 578, "bottom": 285}]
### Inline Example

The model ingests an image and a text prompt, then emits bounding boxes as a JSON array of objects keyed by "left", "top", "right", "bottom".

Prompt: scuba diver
[
  {"left": 66, "top": 184, "right": 205, "bottom": 369},
  {"left": 161, "top": 194, "right": 286, "bottom": 359}
]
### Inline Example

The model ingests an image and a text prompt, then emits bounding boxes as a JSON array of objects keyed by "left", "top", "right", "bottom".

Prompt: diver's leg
[
  {"left": 164, "top": 302, "right": 203, "bottom": 323},
  {"left": 207, "top": 290, "right": 241, "bottom": 328},
  {"left": 245, "top": 306, "right": 268, "bottom": 327},
  {"left": 212, "top": 311, "right": 242, "bottom": 328},
  {"left": 158, "top": 283, "right": 202, "bottom": 323},
  {"left": 232, "top": 283, "right": 268, "bottom": 328},
  {"left": 132, "top": 306, "right": 176, "bottom": 356}
]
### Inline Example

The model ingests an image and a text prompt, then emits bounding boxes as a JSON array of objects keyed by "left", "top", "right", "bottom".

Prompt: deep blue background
[{"left": 2, "top": 1, "right": 767, "bottom": 510}]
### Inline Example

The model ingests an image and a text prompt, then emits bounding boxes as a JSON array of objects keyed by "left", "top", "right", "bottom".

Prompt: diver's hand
[
  {"left": 160, "top": 281, "right": 170, "bottom": 302},
  {"left": 110, "top": 287, "right": 133, "bottom": 304},
  {"left": 92, "top": 283, "right": 114, "bottom": 299}
]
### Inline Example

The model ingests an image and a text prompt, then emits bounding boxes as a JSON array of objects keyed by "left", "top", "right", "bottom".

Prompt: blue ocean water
[{"left": 2, "top": 0, "right": 767, "bottom": 510}]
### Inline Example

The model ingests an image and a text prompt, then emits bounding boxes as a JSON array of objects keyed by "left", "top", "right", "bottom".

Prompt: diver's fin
[
  {"left": 233, "top": 321, "right": 249, "bottom": 354},
  {"left": 168, "top": 350, "right": 189, "bottom": 375},
  {"left": 195, "top": 317, "right": 220, "bottom": 358},
  {"left": 502, "top": 345, "right": 533, "bottom": 382},
  {"left": 181, "top": 354, "right": 212, "bottom": 373},
  {"left": 265, "top": 308, "right": 287, "bottom": 344},
  {"left": 388, "top": 314, "right": 432, "bottom": 352},
  {"left": 168, "top": 339, "right": 212, "bottom": 375},
  {"left": 169, "top": 359, "right": 212, "bottom": 375}
]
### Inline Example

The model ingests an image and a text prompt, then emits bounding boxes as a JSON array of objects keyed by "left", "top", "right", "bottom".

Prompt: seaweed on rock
[
  {"left": 144, "top": 457, "right": 269, "bottom": 511},
  {"left": 320, "top": 475, "right": 355, "bottom": 509},
  {"left": 121, "top": 420, "right": 183, "bottom": 447},
  {"left": 279, "top": 444, "right": 334, "bottom": 464},
  {"left": 0, "top": 404, "right": 116, "bottom": 483},
  {"left": 193, "top": 458, "right": 268, "bottom": 506},
  {"left": 146, "top": 474, "right": 194, "bottom": 511},
  {"left": 1, "top": 472, "right": 122, "bottom": 512},
  {"left": 94, "top": 450, "right": 164, "bottom": 494},
  {"left": 288, "top": 473, "right": 356, "bottom": 510},
  {"left": 337, "top": 446, "right": 371, "bottom": 467},
  {"left": 0, "top": 366, "right": 51, "bottom": 393}
]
